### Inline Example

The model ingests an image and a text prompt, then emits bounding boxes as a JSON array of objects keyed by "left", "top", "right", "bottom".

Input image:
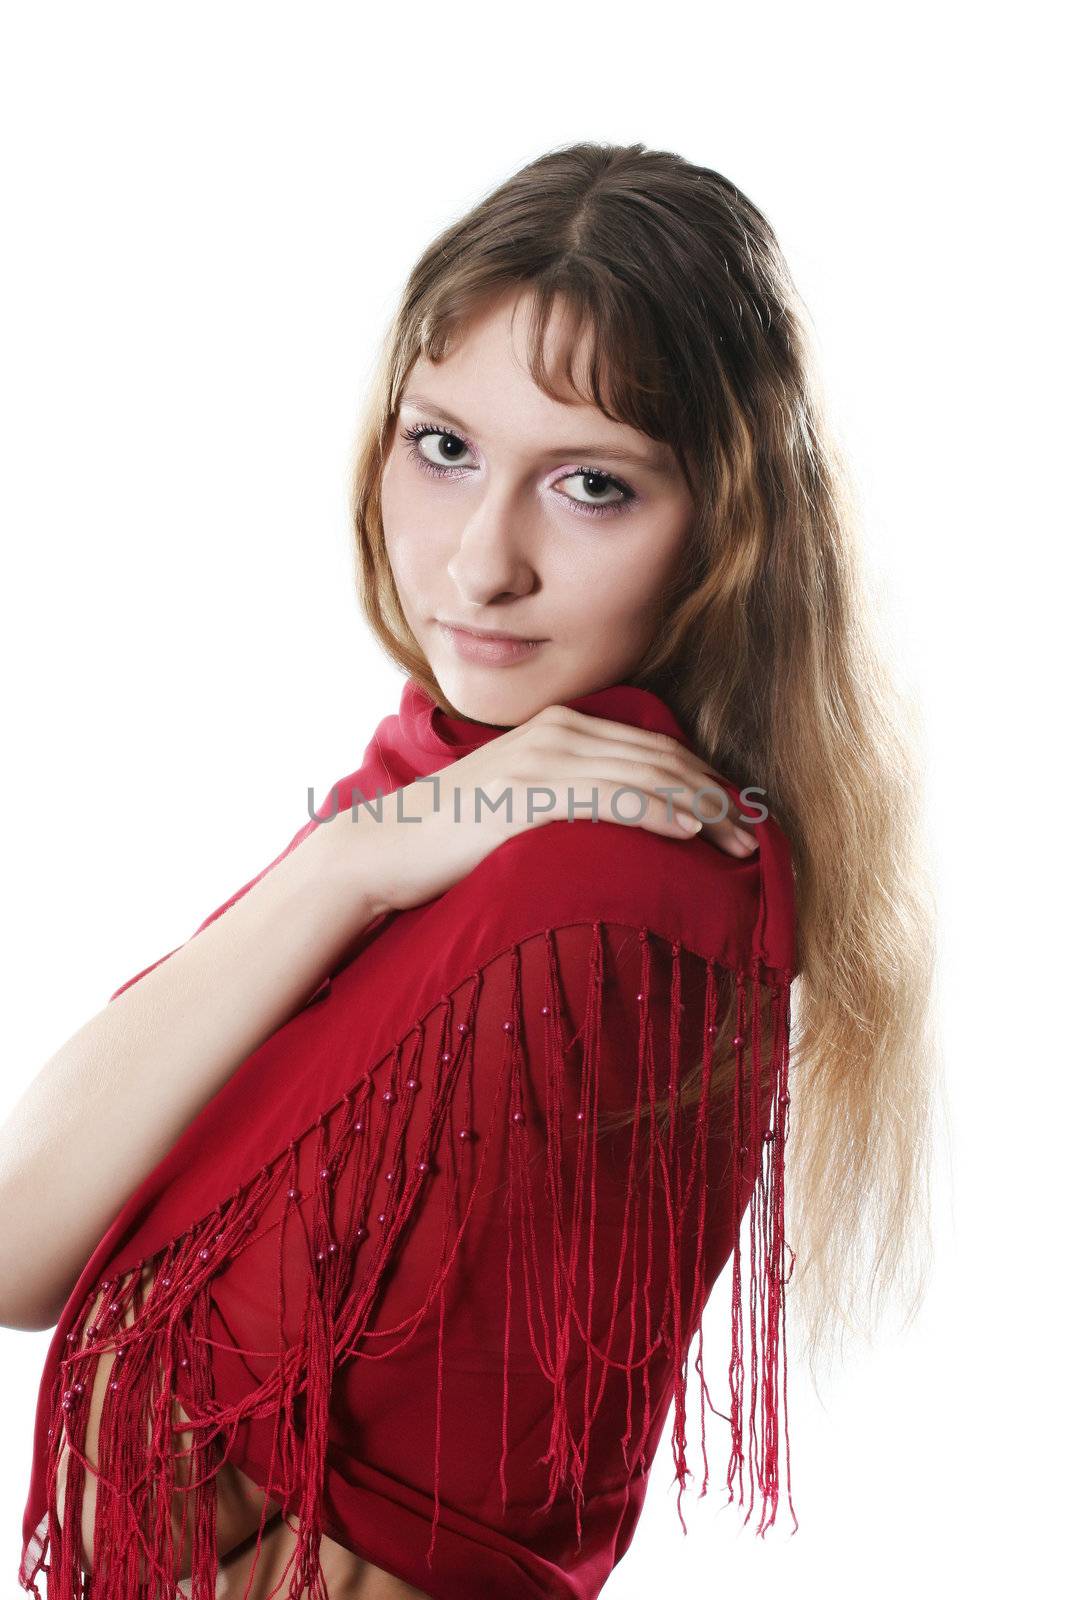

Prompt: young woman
[{"left": 4, "top": 141, "right": 938, "bottom": 1600}]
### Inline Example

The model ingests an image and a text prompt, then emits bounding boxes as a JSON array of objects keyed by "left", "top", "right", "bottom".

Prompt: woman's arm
[
  {"left": 0, "top": 702, "right": 746, "bottom": 1334},
  {"left": 0, "top": 818, "right": 387, "bottom": 1332}
]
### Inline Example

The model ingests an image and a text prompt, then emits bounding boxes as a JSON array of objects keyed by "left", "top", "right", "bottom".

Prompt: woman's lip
[
  {"left": 438, "top": 622, "right": 546, "bottom": 665},
  {"left": 438, "top": 621, "right": 545, "bottom": 642}
]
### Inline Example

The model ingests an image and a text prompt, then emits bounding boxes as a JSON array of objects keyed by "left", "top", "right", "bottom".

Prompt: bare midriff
[
  {"left": 56, "top": 1264, "right": 432, "bottom": 1600},
  {"left": 203, "top": 1503, "right": 433, "bottom": 1599}
]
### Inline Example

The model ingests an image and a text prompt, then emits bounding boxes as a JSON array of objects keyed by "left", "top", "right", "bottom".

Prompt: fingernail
[{"left": 734, "top": 826, "right": 758, "bottom": 852}]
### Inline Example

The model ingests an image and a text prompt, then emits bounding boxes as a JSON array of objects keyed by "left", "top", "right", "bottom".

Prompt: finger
[
  {"left": 552, "top": 714, "right": 753, "bottom": 830},
  {"left": 531, "top": 758, "right": 757, "bottom": 854},
  {"left": 552, "top": 750, "right": 758, "bottom": 850}
]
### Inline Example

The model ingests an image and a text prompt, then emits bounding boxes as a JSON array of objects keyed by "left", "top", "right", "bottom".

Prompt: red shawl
[{"left": 19, "top": 675, "right": 799, "bottom": 1599}]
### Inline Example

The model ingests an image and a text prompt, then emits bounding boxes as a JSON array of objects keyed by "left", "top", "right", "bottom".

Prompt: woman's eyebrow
[{"left": 398, "top": 392, "right": 675, "bottom": 475}]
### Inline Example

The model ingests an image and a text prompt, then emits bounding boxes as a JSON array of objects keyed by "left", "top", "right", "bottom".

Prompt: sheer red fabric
[{"left": 19, "top": 677, "right": 799, "bottom": 1599}]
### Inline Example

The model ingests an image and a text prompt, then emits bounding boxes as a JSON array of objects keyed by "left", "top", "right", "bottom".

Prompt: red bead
[
  {"left": 763, "top": 1129, "right": 775, "bottom": 1143},
  {"left": 316, "top": 1249, "right": 325, "bottom": 1261},
  {"left": 406, "top": 1076, "right": 419, "bottom": 1088},
  {"left": 457, "top": 1127, "right": 472, "bottom": 1141},
  {"left": 540, "top": 1005, "right": 550, "bottom": 1015},
  {"left": 286, "top": 1188, "right": 299, "bottom": 1201},
  {"left": 732, "top": 1034, "right": 743, "bottom": 1047},
  {"left": 385, "top": 1170, "right": 395, "bottom": 1182},
  {"left": 160, "top": 1277, "right": 172, "bottom": 1289},
  {"left": 319, "top": 1167, "right": 330, "bottom": 1180},
  {"left": 354, "top": 1120, "right": 364, "bottom": 1133},
  {"left": 416, "top": 1160, "right": 429, "bottom": 1173},
  {"left": 441, "top": 1052, "right": 451, "bottom": 1062},
  {"left": 382, "top": 1089, "right": 397, "bottom": 1104},
  {"left": 576, "top": 1110, "right": 585, "bottom": 1122},
  {"left": 109, "top": 1380, "right": 120, "bottom": 1392},
  {"left": 328, "top": 1242, "right": 337, "bottom": 1254},
  {"left": 511, "top": 1110, "right": 525, "bottom": 1125},
  {"left": 636, "top": 991, "right": 644, "bottom": 1001},
  {"left": 355, "top": 1224, "right": 367, "bottom": 1239},
  {"left": 377, "top": 1211, "right": 386, "bottom": 1224},
  {"left": 180, "top": 1357, "right": 189, "bottom": 1370},
  {"left": 502, "top": 1020, "right": 513, "bottom": 1032},
  {"left": 198, "top": 1248, "right": 210, "bottom": 1261},
  {"left": 72, "top": 1382, "right": 84, "bottom": 1395},
  {"left": 457, "top": 1022, "right": 468, "bottom": 1033}
]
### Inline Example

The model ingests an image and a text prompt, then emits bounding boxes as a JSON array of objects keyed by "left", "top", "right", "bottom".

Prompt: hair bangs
[{"left": 403, "top": 271, "right": 692, "bottom": 493}]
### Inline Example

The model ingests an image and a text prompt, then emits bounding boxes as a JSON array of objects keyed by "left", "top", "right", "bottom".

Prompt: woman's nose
[{"left": 446, "top": 489, "right": 538, "bottom": 602}]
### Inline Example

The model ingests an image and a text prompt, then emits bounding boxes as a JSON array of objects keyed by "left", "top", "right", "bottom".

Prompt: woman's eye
[
  {"left": 555, "top": 470, "right": 629, "bottom": 512},
  {"left": 399, "top": 422, "right": 637, "bottom": 518},
  {"left": 405, "top": 425, "right": 472, "bottom": 470}
]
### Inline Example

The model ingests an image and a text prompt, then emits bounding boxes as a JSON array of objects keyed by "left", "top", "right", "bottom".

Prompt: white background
[{"left": 1, "top": 3, "right": 1062, "bottom": 1595}]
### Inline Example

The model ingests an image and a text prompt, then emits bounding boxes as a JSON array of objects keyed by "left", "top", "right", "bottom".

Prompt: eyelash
[{"left": 399, "top": 421, "right": 638, "bottom": 520}]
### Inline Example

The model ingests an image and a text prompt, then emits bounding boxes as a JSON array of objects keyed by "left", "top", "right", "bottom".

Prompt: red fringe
[{"left": 19, "top": 919, "right": 797, "bottom": 1599}]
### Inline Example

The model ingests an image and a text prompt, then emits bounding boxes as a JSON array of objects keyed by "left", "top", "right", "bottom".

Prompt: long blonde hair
[{"left": 346, "top": 140, "right": 941, "bottom": 1387}]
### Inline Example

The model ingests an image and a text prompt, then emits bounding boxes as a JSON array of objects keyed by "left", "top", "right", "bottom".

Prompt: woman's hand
[{"left": 355, "top": 703, "right": 760, "bottom": 917}]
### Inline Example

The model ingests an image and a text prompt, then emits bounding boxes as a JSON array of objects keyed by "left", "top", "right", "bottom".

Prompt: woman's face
[{"left": 380, "top": 286, "right": 695, "bottom": 727}]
